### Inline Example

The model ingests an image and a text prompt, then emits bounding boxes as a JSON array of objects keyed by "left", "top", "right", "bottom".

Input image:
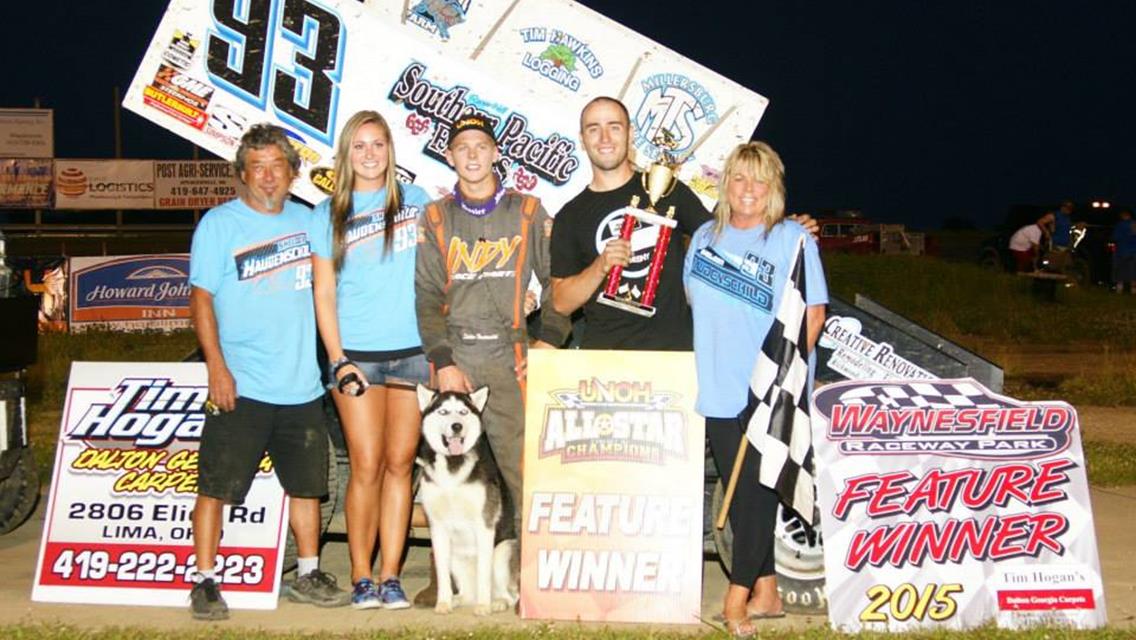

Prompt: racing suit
[{"left": 415, "top": 190, "right": 569, "bottom": 527}]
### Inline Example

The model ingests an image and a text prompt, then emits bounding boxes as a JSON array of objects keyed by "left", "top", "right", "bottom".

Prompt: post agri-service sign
[{"left": 812, "top": 379, "right": 1106, "bottom": 632}]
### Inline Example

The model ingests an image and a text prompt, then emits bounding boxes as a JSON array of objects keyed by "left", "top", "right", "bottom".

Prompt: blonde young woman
[
  {"left": 311, "top": 110, "right": 431, "bottom": 609},
  {"left": 682, "top": 142, "right": 828, "bottom": 638}
]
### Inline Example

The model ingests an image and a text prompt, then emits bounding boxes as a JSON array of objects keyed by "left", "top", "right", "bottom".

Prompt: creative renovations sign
[
  {"left": 69, "top": 255, "right": 191, "bottom": 332},
  {"left": 0, "top": 108, "right": 54, "bottom": 158},
  {"left": 812, "top": 378, "right": 1107, "bottom": 632},
  {"left": 125, "top": 0, "right": 768, "bottom": 211},
  {"left": 32, "top": 362, "right": 288, "bottom": 610},
  {"left": 521, "top": 350, "right": 704, "bottom": 624}
]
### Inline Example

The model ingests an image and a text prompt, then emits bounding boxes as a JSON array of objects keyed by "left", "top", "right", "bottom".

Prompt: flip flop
[
  {"left": 711, "top": 613, "right": 757, "bottom": 638},
  {"left": 747, "top": 606, "right": 786, "bottom": 619}
]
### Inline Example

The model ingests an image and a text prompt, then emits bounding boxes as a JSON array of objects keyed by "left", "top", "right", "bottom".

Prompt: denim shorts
[{"left": 327, "top": 348, "right": 431, "bottom": 389}]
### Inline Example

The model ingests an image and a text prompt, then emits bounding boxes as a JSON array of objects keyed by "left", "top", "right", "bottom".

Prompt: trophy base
[{"left": 596, "top": 292, "right": 657, "bottom": 318}]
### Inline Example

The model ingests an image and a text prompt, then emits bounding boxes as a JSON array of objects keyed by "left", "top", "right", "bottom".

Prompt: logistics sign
[{"left": 32, "top": 363, "right": 288, "bottom": 609}]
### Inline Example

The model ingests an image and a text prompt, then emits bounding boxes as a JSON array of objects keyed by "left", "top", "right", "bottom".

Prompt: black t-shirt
[{"left": 551, "top": 172, "right": 711, "bottom": 350}]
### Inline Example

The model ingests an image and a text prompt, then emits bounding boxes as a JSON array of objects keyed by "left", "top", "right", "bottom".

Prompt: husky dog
[{"left": 415, "top": 385, "right": 519, "bottom": 615}]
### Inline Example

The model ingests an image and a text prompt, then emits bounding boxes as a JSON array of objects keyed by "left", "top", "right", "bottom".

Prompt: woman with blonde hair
[
  {"left": 310, "top": 110, "right": 431, "bottom": 609},
  {"left": 683, "top": 141, "right": 828, "bottom": 637}
]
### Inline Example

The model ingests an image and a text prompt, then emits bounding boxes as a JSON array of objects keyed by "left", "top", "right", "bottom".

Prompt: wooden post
[{"left": 715, "top": 432, "right": 750, "bottom": 530}]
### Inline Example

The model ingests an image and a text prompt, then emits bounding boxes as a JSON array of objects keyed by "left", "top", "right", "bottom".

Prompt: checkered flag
[{"left": 739, "top": 235, "right": 817, "bottom": 525}]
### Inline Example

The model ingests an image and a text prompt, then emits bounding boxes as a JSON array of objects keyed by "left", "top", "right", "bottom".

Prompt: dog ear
[
  {"left": 468, "top": 385, "right": 490, "bottom": 413},
  {"left": 416, "top": 383, "right": 436, "bottom": 412}
]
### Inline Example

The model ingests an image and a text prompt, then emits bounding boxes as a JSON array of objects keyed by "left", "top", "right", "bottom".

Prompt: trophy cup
[{"left": 597, "top": 130, "right": 683, "bottom": 317}]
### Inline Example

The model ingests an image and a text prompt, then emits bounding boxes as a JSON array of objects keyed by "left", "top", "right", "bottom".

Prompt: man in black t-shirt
[{"left": 551, "top": 97, "right": 710, "bottom": 350}]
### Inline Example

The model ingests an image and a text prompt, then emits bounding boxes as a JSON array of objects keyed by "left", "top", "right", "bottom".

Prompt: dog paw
[
  {"left": 434, "top": 601, "right": 453, "bottom": 615},
  {"left": 473, "top": 604, "right": 492, "bottom": 616},
  {"left": 491, "top": 598, "right": 510, "bottom": 613}
]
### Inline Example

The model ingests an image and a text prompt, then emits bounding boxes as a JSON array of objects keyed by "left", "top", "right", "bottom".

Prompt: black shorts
[{"left": 197, "top": 397, "right": 329, "bottom": 504}]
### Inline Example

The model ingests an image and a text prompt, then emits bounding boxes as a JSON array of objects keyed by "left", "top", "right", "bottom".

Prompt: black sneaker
[
  {"left": 283, "top": 568, "right": 349, "bottom": 607},
  {"left": 189, "top": 577, "right": 229, "bottom": 621}
]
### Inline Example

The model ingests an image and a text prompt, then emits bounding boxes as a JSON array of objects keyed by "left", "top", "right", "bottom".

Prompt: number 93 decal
[{"left": 206, "top": 0, "right": 344, "bottom": 146}]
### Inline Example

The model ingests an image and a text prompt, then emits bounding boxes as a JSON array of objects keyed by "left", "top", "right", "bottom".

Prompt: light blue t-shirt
[
  {"left": 683, "top": 219, "right": 829, "bottom": 418},
  {"left": 189, "top": 198, "right": 323, "bottom": 405},
  {"left": 309, "top": 184, "right": 428, "bottom": 352}
]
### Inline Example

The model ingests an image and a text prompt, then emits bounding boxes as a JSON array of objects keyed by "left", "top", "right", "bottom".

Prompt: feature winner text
[
  {"left": 832, "top": 459, "right": 1078, "bottom": 570},
  {"left": 527, "top": 492, "right": 696, "bottom": 593}
]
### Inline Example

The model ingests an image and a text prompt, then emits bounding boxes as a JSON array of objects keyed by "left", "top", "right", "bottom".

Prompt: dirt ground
[
  {"left": 8, "top": 362, "right": 1135, "bottom": 633},
  {"left": 1, "top": 485, "right": 1133, "bottom": 633},
  {"left": 1077, "top": 407, "right": 1136, "bottom": 445}
]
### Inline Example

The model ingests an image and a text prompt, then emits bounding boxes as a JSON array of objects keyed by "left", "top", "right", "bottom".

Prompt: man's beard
[{"left": 254, "top": 191, "right": 285, "bottom": 211}]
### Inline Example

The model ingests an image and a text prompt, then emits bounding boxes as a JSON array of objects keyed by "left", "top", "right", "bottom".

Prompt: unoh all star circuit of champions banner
[
  {"left": 812, "top": 378, "right": 1107, "bottom": 632},
  {"left": 123, "top": 0, "right": 768, "bottom": 211},
  {"left": 521, "top": 350, "right": 704, "bottom": 624}
]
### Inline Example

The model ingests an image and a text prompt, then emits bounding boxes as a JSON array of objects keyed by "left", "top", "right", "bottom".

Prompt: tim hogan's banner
[
  {"left": 32, "top": 362, "right": 288, "bottom": 609},
  {"left": 69, "top": 255, "right": 191, "bottom": 332},
  {"left": 0, "top": 108, "right": 54, "bottom": 158},
  {"left": 0, "top": 158, "right": 53, "bottom": 208},
  {"left": 53, "top": 160, "right": 155, "bottom": 210},
  {"left": 812, "top": 378, "right": 1106, "bottom": 632},
  {"left": 362, "top": 0, "right": 769, "bottom": 206},
  {"left": 520, "top": 350, "right": 704, "bottom": 624},
  {"left": 154, "top": 160, "right": 240, "bottom": 209},
  {"left": 123, "top": 0, "right": 590, "bottom": 211}
]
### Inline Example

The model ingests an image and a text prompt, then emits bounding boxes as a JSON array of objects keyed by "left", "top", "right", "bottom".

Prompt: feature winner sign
[
  {"left": 521, "top": 350, "right": 704, "bottom": 624},
  {"left": 32, "top": 362, "right": 288, "bottom": 609},
  {"left": 813, "top": 379, "right": 1106, "bottom": 631}
]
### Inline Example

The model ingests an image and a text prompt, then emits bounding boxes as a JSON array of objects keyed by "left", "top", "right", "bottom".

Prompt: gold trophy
[{"left": 597, "top": 130, "right": 683, "bottom": 317}]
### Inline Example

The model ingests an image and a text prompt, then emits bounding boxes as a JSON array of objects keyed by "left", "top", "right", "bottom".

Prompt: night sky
[{"left": 4, "top": 1, "right": 1133, "bottom": 229}]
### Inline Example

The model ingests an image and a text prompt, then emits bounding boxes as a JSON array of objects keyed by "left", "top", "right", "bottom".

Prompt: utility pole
[{"left": 113, "top": 86, "right": 123, "bottom": 235}]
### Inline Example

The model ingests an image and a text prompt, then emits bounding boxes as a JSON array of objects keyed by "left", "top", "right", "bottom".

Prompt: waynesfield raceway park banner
[
  {"left": 812, "top": 378, "right": 1107, "bottom": 632},
  {"left": 68, "top": 255, "right": 191, "bottom": 332},
  {"left": 123, "top": 0, "right": 768, "bottom": 210},
  {"left": 32, "top": 362, "right": 288, "bottom": 609},
  {"left": 520, "top": 350, "right": 705, "bottom": 624}
]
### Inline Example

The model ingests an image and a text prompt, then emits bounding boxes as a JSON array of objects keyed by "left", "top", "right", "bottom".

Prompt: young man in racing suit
[{"left": 415, "top": 114, "right": 569, "bottom": 536}]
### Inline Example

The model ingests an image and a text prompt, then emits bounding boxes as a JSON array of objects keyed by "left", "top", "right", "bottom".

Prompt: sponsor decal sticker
[
  {"left": 388, "top": 62, "right": 580, "bottom": 188},
  {"left": 633, "top": 73, "right": 719, "bottom": 161},
  {"left": 143, "top": 64, "right": 213, "bottom": 130},
  {"left": 517, "top": 26, "right": 604, "bottom": 93},
  {"left": 405, "top": 0, "right": 469, "bottom": 40}
]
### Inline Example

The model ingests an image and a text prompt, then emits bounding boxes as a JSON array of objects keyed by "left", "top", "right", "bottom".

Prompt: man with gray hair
[{"left": 188, "top": 123, "right": 346, "bottom": 619}]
